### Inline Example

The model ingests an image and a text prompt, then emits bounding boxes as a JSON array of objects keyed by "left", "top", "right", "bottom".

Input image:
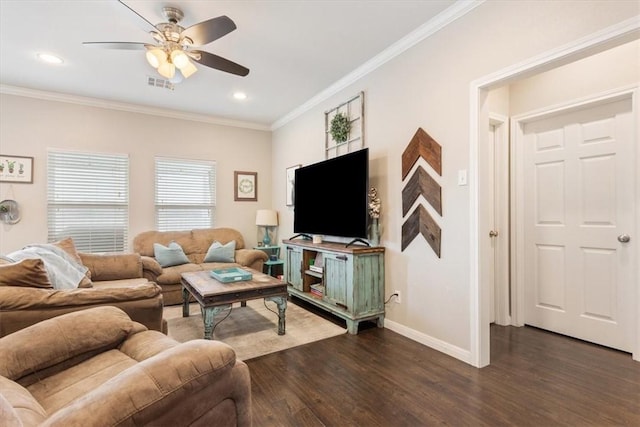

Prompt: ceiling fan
[{"left": 83, "top": 0, "right": 249, "bottom": 82}]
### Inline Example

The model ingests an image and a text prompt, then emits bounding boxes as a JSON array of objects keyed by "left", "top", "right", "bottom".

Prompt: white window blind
[
  {"left": 47, "top": 151, "right": 129, "bottom": 253},
  {"left": 155, "top": 157, "right": 216, "bottom": 231}
]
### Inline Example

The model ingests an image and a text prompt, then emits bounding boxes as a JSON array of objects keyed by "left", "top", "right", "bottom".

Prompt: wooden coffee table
[{"left": 180, "top": 268, "right": 287, "bottom": 340}]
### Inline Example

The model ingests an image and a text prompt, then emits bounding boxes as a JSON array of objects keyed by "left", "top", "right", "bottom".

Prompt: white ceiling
[{"left": 0, "top": 0, "right": 459, "bottom": 129}]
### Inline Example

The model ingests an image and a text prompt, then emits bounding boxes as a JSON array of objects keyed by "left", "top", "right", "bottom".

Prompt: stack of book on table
[
  {"left": 309, "top": 253, "right": 323, "bottom": 273},
  {"left": 310, "top": 283, "right": 324, "bottom": 298}
]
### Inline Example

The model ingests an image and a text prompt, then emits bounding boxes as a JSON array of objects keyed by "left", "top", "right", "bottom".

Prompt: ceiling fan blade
[
  {"left": 182, "top": 16, "right": 237, "bottom": 46},
  {"left": 116, "top": 0, "right": 157, "bottom": 33},
  {"left": 82, "top": 42, "right": 149, "bottom": 51},
  {"left": 191, "top": 50, "right": 249, "bottom": 77}
]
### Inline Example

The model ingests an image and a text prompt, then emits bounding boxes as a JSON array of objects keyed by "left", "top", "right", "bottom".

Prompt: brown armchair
[{"left": 0, "top": 306, "right": 252, "bottom": 426}]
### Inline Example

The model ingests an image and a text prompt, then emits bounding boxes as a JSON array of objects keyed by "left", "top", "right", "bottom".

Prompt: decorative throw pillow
[
  {"left": 52, "top": 237, "right": 92, "bottom": 286},
  {"left": 0, "top": 258, "right": 53, "bottom": 288},
  {"left": 154, "top": 242, "right": 190, "bottom": 268},
  {"left": 204, "top": 240, "right": 236, "bottom": 263},
  {"left": 51, "top": 237, "right": 83, "bottom": 265}
]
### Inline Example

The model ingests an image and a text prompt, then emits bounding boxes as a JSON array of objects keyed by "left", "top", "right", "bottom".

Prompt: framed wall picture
[
  {"left": 286, "top": 164, "right": 301, "bottom": 206},
  {"left": 234, "top": 171, "right": 257, "bottom": 201},
  {"left": 0, "top": 155, "right": 33, "bottom": 183}
]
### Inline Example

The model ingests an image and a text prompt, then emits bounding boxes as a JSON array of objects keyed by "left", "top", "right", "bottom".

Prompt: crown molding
[
  {"left": 0, "top": 84, "right": 271, "bottom": 132},
  {"left": 271, "top": 0, "right": 485, "bottom": 130},
  {"left": 473, "top": 15, "right": 640, "bottom": 89}
]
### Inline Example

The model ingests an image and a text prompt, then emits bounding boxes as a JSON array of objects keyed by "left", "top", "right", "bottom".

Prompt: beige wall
[
  {"left": 272, "top": 1, "right": 639, "bottom": 356},
  {"left": 0, "top": 94, "right": 272, "bottom": 253}
]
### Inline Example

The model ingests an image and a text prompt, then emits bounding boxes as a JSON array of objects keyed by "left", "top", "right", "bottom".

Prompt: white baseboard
[{"left": 384, "top": 319, "right": 472, "bottom": 365}]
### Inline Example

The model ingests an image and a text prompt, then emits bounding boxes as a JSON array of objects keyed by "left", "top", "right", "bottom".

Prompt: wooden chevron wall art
[
  {"left": 402, "top": 166, "right": 441, "bottom": 216},
  {"left": 402, "top": 127, "right": 442, "bottom": 179},
  {"left": 402, "top": 204, "right": 441, "bottom": 256},
  {"left": 401, "top": 127, "right": 443, "bottom": 257}
]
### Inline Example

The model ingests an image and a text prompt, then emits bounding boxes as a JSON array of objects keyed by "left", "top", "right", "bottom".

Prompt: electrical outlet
[{"left": 394, "top": 290, "right": 401, "bottom": 304}]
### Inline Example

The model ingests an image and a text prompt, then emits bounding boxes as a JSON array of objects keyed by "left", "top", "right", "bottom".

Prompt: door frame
[
  {"left": 488, "top": 113, "right": 511, "bottom": 326},
  {"left": 510, "top": 88, "right": 638, "bottom": 330},
  {"left": 469, "top": 17, "right": 640, "bottom": 367}
]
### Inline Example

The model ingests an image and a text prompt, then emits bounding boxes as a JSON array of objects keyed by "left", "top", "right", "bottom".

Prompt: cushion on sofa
[
  {"left": 0, "top": 283, "right": 162, "bottom": 311},
  {"left": 154, "top": 242, "right": 190, "bottom": 268},
  {"left": 51, "top": 237, "right": 83, "bottom": 265},
  {"left": 0, "top": 259, "right": 53, "bottom": 289},
  {"left": 0, "top": 306, "right": 134, "bottom": 381},
  {"left": 204, "top": 240, "right": 236, "bottom": 263},
  {"left": 152, "top": 263, "right": 202, "bottom": 286},
  {"left": 79, "top": 252, "right": 143, "bottom": 281},
  {"left": 90, "top": 278, "right": 150, "bottom": 288},
  {"left": 7, "top": 245, "right": 89, "bottom": 290},
  {"left": 135, "top": 230, "right": 197, "bottom": 257},
  {"left": 52, "top": 237, "right": 92, "bottom": 287}
]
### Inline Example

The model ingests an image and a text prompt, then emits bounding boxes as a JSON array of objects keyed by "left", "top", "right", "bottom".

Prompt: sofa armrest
[
  {"left": 0, "top": 307, "right": 134, "bottom": 381},
  {"left": 43, "top": 340, "right": 252, "bottom": 426},
  {"left": 0, "top": 284, "right": 164, "bottom": 337},
  {"left": 140, "top": 255, "right": 163, "bottom": 276},
  {"left": 79, "top": 252, "right": 143, "bottom": 281},
  {"left": 235, "top": 248, "right": 268, "bottom": 269}
]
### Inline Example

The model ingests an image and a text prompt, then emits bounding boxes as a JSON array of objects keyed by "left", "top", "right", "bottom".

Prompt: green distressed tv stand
[{"left": 283, "top": 239, "right": 385, "bottom": 334}]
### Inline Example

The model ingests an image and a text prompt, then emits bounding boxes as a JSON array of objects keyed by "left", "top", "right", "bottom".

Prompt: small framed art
[
  {"left": 0, "top": 155, "right": 34, "bottom": 183},
  {"left": 234, "top": 171, "right": 257, "bottom": 201},
  {"left": 286, "top": 164, "right": 301, "bottom": 206}
]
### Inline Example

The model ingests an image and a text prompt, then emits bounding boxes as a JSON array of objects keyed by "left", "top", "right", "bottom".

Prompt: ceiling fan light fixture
[
  {"left": 158, "top": 62, "right": 175, "bottom": 79},
  {"left": 170, "top": 49, "right": 189, "bottom": 69},
  {"left": 180, "top": 61, "right": 198, "bottom": 78},
  {"left": 146, "top": 48, "right": 166, "bottom": 69},
  {"left": 150, "top": 31, "right": 165, "bottom": 44},
  {"left": 83, "top": 5, "right": 249, "bottom": 79}
]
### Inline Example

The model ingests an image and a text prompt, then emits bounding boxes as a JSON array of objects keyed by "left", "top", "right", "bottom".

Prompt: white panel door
[{"left": 522, "top": 97, "right": 635, "bottom": 352}]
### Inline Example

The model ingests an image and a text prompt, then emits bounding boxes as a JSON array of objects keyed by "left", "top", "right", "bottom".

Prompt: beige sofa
[
  {"left": 0, "top": 306, "right": 251, "bottom": 426},
  {"left": 133, "top": 228, "right": 268, "bottom": 305},
  {"left": 0, "top": 251, "right": 166, "bottom": 337}
]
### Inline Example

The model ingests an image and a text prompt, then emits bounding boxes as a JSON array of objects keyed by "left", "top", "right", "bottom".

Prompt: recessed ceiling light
[
  {"left": 37, "top": 53, "right": 64, "bottom": 64},
  {"left": 233, "top": 92, "right": 247, "bottom": 100}
]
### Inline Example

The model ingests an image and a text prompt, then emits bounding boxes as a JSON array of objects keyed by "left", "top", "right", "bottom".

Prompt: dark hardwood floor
[{"left": 246, "top": 320, "right": 640, "bottom": 426}]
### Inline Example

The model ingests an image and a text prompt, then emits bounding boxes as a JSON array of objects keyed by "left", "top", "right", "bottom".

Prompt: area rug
[{"left": 164, "top": 299, "right": 347, "bottom": 360}]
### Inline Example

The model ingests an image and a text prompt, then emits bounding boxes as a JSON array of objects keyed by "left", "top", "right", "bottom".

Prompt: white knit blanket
[{"left": 7, "top": 244, "right": 88, "bottom": 289}]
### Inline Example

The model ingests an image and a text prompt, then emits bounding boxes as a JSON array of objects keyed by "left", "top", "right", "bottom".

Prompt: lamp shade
[
  {"left": 170, "top": 49, "right": 190, "bottom": 69},
  {"left": 158, "top": 61, "right": 175, "bottom": 79},
  {"left": 180, "top": 60, "right": 198, "bottom": 78},
  {"left": 256, "top": 209, "right": 278, "bottom": 226},
  {"left": 145, "top": 48, "right": 166, "bottom": 68}
]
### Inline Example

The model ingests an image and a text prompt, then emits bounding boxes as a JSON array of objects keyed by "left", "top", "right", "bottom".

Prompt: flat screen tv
[{"left": 294, "top": 148, "right": 369, "bottom": 241}]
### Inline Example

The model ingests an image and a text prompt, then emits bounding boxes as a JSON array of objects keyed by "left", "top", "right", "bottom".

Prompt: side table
[{"left": 254, "top": 245, "right": 284, "bottom": 277}]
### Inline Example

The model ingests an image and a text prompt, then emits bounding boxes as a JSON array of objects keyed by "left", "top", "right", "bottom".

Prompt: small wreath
[{"left": 330, "top": 112, "right": 350, "bottom": 143}]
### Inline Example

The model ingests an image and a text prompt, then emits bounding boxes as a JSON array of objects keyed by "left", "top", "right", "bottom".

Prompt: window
[
  {"left": 47, "top": 151, "right": 129, "bottom": 253},
  {"left": 155, "top": 157, "right": 216, "bottom": 231}
]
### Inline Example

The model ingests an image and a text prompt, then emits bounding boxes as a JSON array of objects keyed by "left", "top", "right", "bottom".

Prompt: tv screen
[{"left": 294, "top": 148, "right": 369, "bottom": 239}]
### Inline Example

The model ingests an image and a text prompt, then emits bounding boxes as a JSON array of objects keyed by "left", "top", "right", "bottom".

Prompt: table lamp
[{"left": 256, "top": 209, "right": 278, "bottom": 246}]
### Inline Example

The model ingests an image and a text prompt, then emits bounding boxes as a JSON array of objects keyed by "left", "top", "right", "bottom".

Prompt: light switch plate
[{"left": 458, "top": 169, "right": 468, "bottom": 186}]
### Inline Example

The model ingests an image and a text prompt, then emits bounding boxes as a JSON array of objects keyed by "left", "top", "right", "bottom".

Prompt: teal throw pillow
[
  {"left": 154, "top": 242, "right": 190, "bottom": 267},
  {"left": 204, "top": 240, "right": 236, "bottom": 263}
]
